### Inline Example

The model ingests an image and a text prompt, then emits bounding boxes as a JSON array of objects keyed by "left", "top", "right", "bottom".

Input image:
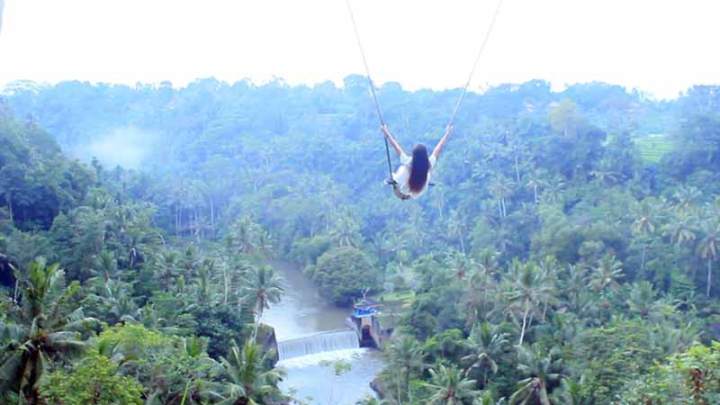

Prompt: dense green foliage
[
  {"left": 41, "top": 353, "right": 144, "bottom": 405},
  {"left": 0, "top": 106, "right": 93, "bottom": 231},
  {"left": 2, "top": 78, "right": 720, "bottom": 404},
  {"left": 307, "top": 246, "right": 377, "bottom": 305},
  {"left": 0, "top": 109, "right": 285, "bottom": 404},
  {"left": 619, "top": 341, "right": 720, "bottom": 404}
]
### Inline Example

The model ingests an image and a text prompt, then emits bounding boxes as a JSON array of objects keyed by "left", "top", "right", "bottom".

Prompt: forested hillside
[
  {"left": 0, "top": 108, "right": 286, "bottom": 404},
  {"left": 2, "top": 79, "right": 720, "bottom": 404}
]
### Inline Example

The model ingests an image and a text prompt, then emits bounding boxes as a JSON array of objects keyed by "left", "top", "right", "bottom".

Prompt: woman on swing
[{"left": 381, "top": 123, "right": 453, "bottom": 200}]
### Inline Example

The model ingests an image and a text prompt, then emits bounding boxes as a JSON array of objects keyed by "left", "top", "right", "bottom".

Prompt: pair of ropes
[{"left": 344, "top": 0, "right": 505, "bottom": 180}]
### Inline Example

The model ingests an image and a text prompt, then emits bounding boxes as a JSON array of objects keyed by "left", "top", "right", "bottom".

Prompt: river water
[{"left": 263, "top": 261, "right": 384, "bottom": 405}]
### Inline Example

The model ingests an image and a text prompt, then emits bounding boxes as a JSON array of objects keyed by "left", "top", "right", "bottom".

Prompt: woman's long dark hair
[{"left": 408, "top": 144, "right": 430, "bottom": 193}]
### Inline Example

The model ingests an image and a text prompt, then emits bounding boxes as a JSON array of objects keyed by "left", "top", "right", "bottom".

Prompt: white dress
[{"left": 392, "top": 153, "right": 437, "bottom": 199}]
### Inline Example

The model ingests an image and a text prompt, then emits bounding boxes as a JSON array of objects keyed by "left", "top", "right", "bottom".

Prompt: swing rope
[
  {"left": 345, "top": 0, "right": 504, "bottom": 180},
  {"left": 344, "top": 0, "right": 394, "bottom": 181},
  {"left": 447, "top": 0, "right": 504, "bottom": 128}
]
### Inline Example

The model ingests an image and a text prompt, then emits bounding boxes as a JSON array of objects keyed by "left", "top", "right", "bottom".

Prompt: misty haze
[{"left": 72, "top": 127, "right": 157, "bottom": 169}]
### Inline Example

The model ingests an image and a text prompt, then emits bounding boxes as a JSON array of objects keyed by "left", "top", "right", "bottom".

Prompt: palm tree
[
  {"left": 447, "top": 209, "right": 468, "bottom": 254},
  {"left": 143, "top": 336, "right": 226, "bottom": 405},
  {"left": 134, "top": 303, "right": 177, "bottom": 335},
  {"left": 176, "top": 339, "right": 227, "bottom": 405},
  {"left": 525, "top": 169, "right": 548, "bottom": 205},
  {"left": 328, "top": 211, "right": 363, "bottom": 248},
  {"left": 82, "top": 277, "right": 138, "bottom": 325},
  {"left": 228, "top": 216, "right": 267, "bottom": 255},
  {"left": 474, "top": 391, "right": 508, "bottom": 405},
  {"left": 539, "top": 175, "right": 565, "bottom": 205},
  {"left": 240, "top": 265, "right": 283, "bottom": 337},
  {"left": 510, "top": 345, "right": 564, "bottom": 405},
  {"left": 95, "top": 250, "right": 117, "bottom": 282},
  {"left": 626, "top": 281, "right": 660, "bottom": 319},
  {"left": 649, "top": 321, "right": 699, "bottom": 357},
  {"left": 196, "top": 259, "right": 215, "bottom": 306},
  {"left": 589, "top": 157, "right": 622, "bottom": 186},
  {"left": 489, "top": 175, "right": 514, "bottom": 218},
  {"left": 462, "top": 321, "right": 509, "bottom": 387},
  {"left": 255, "top": 229, "right": 273, "bottom": 257},
  {"left": 589, "top": 254, "right": 624, "bottom": 294},
  {"left": 506, "top": 261, "right": 554, "bottom": 345},
  {"left": 508, "top": 138, "right": 531, "bottom": 184},
  {"left": 696, "top": 220, "right": 720, "bottom": 297},
  {"left": 561, "top": 264, "right": 589, "bottom": 313},
  {"left": 663, "top": 211, "right": 697, "bottom": 247},
  {"left": 155, "top": 250, "right": 180, "bottom": 291},
  {"left": 0, "top": 259, "right": 98, "bottom": 403},
  {"left": 219, "top": 340, "right": 284, "bottom": 405},
  {"left": 447, "top": 251, "right": 474, "bottom": 281},
  {"left": 536, "top": 256, "right": 560, "bottom": 321},
  {"left": 631, "top": 199, "right": 661, "bottom": 272},
  {"left": 181, "top": 245, "right": 200, "bottom": 280},
  {"left": 463, "top": 251, "right": 499, "bottom": 328},
  {"left": 549, "top": 99, "right": 580, "bottom": 137},
  {"left": 672, "top": 185, "right": 702, "bottom": 212},
  {"left": 385, "top": 335, "right": 425, "bottom": 402},
  {"left": 424, "top": 364, "right": 481, "bottom": 405},
  {"left": 549, "top": 376, "right": 590, "bottom": 405},
  {"left": 126, "top": 227, "right": 164, "bottom": 270}
]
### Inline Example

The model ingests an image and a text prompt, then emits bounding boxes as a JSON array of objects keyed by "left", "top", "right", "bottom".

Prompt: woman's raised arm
[
  {"left": 381, "top": 124, "right": 407, "bottom": 157},
  {"left": 431, "top": 124, "right": 454, "bottom": 161}
]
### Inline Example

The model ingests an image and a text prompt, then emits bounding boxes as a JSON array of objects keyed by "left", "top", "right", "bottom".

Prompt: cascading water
[
  {"left": 263, "top": 261, "right": 384, "bottom": 404},
  {"left": 277, "top": 329, "right": 359, "bottom": 361}
]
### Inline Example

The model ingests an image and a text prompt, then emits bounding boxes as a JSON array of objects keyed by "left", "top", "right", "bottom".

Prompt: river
[{"left": 263, "top": 261, "right": 385, "bottom": 405}]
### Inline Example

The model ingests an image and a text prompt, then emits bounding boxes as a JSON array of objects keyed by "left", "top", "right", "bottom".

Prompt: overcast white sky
[{"left": 0, "top": 0, "right": 718, "bottom": 99}]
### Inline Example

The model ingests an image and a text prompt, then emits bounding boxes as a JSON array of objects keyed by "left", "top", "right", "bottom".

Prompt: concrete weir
[{"left": 276, "top": 329, "right": 360, "bottom": 361}]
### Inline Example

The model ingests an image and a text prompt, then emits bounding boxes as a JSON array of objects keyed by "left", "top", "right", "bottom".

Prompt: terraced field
[{"left": 635, "top": 133, "right": 676, "bottom": 163}]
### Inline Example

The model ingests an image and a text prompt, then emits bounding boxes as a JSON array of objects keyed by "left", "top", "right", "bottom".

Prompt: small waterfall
[{"left": 278, "top": 329, "right": 359, "bottom": 361}]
